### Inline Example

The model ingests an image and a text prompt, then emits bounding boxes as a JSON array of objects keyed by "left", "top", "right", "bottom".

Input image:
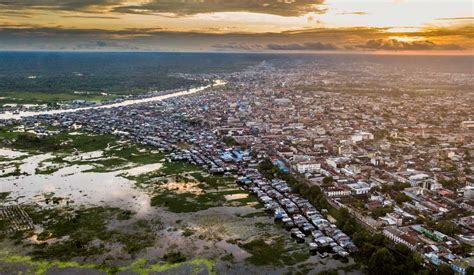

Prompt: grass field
[{"left": 0, "top": 91, "right": 118, "bottom": 105}]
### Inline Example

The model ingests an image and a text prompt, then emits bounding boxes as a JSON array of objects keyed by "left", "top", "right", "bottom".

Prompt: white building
[
  {"left": 296, "top": 162, "right": 321, "bottom": 174},
  {"left": 460, "top": 121, "right": 474, "bottom": 128},
  {"left": 461, "top": 186, "right": 474, "bottom": 200},
  {"left": 351, "top": 131, "right": 374, "bottom": 143},
  {"left": 347, "top": 181, "right": 371, "bottom": 195},
  {"left": 325, "top": 187, "right": 351, "bottom": 197}
]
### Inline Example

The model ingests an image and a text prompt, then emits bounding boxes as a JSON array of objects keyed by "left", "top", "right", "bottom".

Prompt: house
[
  {"left": 296, "top": 162, "right": 321, "bottom": 174},
  {"left": 347, "top": 182, "right": 371, "bottom": 195},
  {"left": 325, "top": 186, "right": 351, "bottom": 197},
  {"left": 383, "top": 226, "right": 419, "bottom": 251}
]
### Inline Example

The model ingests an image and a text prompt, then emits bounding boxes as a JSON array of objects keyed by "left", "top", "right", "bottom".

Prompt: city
[
  {"left": 1, "top": 54, "right": 472, "bottom": 274},
  {"left": 0, "top": 0, "right": 473, "bottom": 273}
]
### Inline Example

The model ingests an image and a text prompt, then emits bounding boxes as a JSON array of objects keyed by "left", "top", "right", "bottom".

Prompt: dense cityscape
[{"left": 1, "top": 55, "right": 472, "bottom": 274}]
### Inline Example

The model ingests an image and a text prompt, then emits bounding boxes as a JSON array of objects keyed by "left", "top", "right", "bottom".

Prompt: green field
[{"left": 0, "top": 91, "right": 118, "bottom": 105}]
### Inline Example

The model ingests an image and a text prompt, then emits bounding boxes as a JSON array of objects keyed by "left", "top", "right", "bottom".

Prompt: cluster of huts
[{"left": 239, "top": 176, "right": 357, "bottom": 257}]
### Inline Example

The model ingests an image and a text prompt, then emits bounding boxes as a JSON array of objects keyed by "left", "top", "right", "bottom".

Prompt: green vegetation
[
  {"left": 322, "top": 176, "right": 333, "bottom": 185},
  {"left": 0, "top": 91, "right": 117, "bottom": 104},
  {"left": 182, "top": 228, "right": 195, "bottom": 237},
  {"left": 368, "top": 247, "right": 395, "bottom": 274},
  {"left": 373, "top": 129, "right": 389, "bottom": 140},
  {"left": 438, "top": 178, "right": 460, "bottom": 189},
  {"left": 1, "top": 127, "right": 166, "bottom": 175},
  {"left": 150, "top": 187, "right": 243, "bottom": 213},
  {"left": 0, "top": 217, "right": 6, "bottom": 233},
  {"left": 21, "top": 206, "right": 155, "bottom": 261},
  {"left": 136, "top": 160, "right": 254, "bottom": 212},
  {"left": 394, "top": 192, "right": 412, "bottom": 205},
  {"left": 223, "top": 136, "right": 239, "bottom": 147},
  {"left": 0, "top": 125, "right": 23, "bottom": 140},
  {"left": 0, "top": 165, "right": 23, "bottom": 178},
  {"left": 159, "top": 161, "right": 200, "bottom": 175},
  {"left": 1, "top": 131, "right": 117, "bottom": 153},
  {"left": 0, "top": 192, "right": 11, "bottom": 201},
  {"left": 35, "top": 165, "right": 60, "bottom": 175},
  {"left": 240, "top": 238, "right": 309, "bottom": 266},
  {"left": 109, "top": 146, "right": 164, "bottom": 165},
  {"left": 0, "top": 52, "right": 262, "bottom": 105},
  {"left": 380, "top": 182, "right": 411, "bottom": 193},
  {"left": 433, "top": 220, "right": 461, "bottom": 236},
  {"left": 163, "top": 251, "right": 187, "bottom": 264},
  {"left": 220, "top": 253, "right": 234, "bottom": 262},
  {"left": 370, "top": 206, "right": 393, "bottom": 219},
  {"left": 451, "top": 243, "right": 472, "bottom": 257},
  {"left": 437, "top": 264, "right": 455, "bottom": 275},
  {"left": 0, "top": 254, "right": 216, "bottom": 275},
  {"left": 79, "top": 158, "right": 128, "bottom": 172}
]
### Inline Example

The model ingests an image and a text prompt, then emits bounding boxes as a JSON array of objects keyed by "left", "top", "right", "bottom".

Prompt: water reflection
[
  {"left": 1, "top": 150, "right": 151, "bottom": 213},
  {"left": 0, "top": 80, "right": 225, "bottom": 120}
]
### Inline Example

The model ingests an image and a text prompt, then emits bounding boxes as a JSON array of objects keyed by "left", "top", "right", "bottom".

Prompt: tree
[
  {"left": 395, "top": 193, "right": 412, "bottom": 205},
  {"left": 342, "top": 222, "right": 356, "bottom": 235},
  {"left": 368, "top": 247, "right": 396, "bottom": 275},
  {"left": 434, "top": 220, "right": 460, "bottom": 236},
  {"left": 322, "top": 176, "right": 333, "bottom": 185},
  {"left": 371, "top": 206, "right": 393, "bottom": 219},
  {"left": 352, "top": 231, "right": 370, "bottom": 247},
  {"left": 451, "top": 243, "right": 472, "bottom": 256},
  {"left": 223, "top": 136, "right": 239, "bottom": 146},
  {"left": 437, "top": 264, "right": 454, "bottom": 275}
]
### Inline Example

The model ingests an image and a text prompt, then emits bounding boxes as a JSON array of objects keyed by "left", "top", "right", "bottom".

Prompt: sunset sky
[{"left": 0, "top": 0, "right": 472, "bottom": 53}]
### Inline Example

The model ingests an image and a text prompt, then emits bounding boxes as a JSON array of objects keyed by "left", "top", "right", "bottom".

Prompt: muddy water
[
  {"left": 0, "top": 147, "right": 360, "bottom": 274},
  {"left": 0, "top": 148, "right": 27, "bottom": 159},
  {"left": 0, "top": 149, "right": 150, "bottom": 213}
]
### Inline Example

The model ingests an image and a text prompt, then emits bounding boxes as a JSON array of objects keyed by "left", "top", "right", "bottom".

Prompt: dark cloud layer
[
  {"left": 267, "top": 42, "right": 338, "bottom": 51},
  {"left": 212, "top": 43, "right": 262, "bottom": 51},
  {"left": 61, "top": 15, "right": 121, "bottom": 19},
  {"left": 357, "top": 39, "right": 463, "bottom": 51},
  {"left": 0, "top": 0, "right": 326, "bottom": 16},
  {"left": 0, "top": 24, "right": 469, "bottom": 52},
  {"left": 112, "top": 0, "right": 326, "bottom": 17},
  {"left": 0, "top": 0, "right": 121, "bottom": 12}
]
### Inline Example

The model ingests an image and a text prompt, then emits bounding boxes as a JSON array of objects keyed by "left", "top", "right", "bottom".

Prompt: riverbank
[{"left": 0, "top": 80, "right": 225, "bottom": 120}]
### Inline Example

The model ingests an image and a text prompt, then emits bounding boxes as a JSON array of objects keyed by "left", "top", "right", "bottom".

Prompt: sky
[{"left": 0, "top": 0, "right": 472, "bottom": 53}]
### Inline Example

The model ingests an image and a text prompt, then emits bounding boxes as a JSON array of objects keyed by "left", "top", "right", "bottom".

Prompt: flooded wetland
[{"left": 0, "top": 124, "right": 358, "bottom": 274}]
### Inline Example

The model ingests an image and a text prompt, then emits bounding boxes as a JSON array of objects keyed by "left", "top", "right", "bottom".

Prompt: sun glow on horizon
[{"left": 0, "top": 0, "right": 472, "bottom": 52}]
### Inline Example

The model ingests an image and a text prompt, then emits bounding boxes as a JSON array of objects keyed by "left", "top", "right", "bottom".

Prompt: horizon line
[{"left": 0, "top": 49, "right": 473, "bottom": 57}]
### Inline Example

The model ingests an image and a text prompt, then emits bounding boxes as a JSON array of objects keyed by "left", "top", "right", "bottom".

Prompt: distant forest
[
  {"left": 0, "top": 52, "right": 261, "bottom": 96},
  {"left": 0, "top": 52, "right": 472, "bottom": 104}
]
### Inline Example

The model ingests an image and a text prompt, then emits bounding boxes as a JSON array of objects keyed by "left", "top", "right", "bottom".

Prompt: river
[{"left": 0, "top": 79, "right": 226, "bottom": 120}]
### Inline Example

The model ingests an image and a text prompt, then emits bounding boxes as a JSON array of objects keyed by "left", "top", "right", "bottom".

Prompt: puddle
[
  {"left": 0, "top": 148, "right": 27, "bottom": 159},
  {"left": 0, "top": 151, "right": 150, "bottom": 213},
  {"left": 63, "top": 150, "right": 104, "bottom": 161}
]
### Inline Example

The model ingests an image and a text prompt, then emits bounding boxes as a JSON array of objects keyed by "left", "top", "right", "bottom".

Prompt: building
[
  {"left": 460, "top": 121, "right": 474, "bottom": 129},
  {"left": 351, "top": 131, "right": 374, "bottom": 143},
  {"left": 296, "top": 162, "right": 321, "bottom": 174},
  {"left": 324, "top": 186, "right": 351, "bottom": 197},
  {"left": 383, "top": 226, "right": 419, "bottom": 251},
  {"left": 347, "top": 182, "right": 371, "bottom": 195}
]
